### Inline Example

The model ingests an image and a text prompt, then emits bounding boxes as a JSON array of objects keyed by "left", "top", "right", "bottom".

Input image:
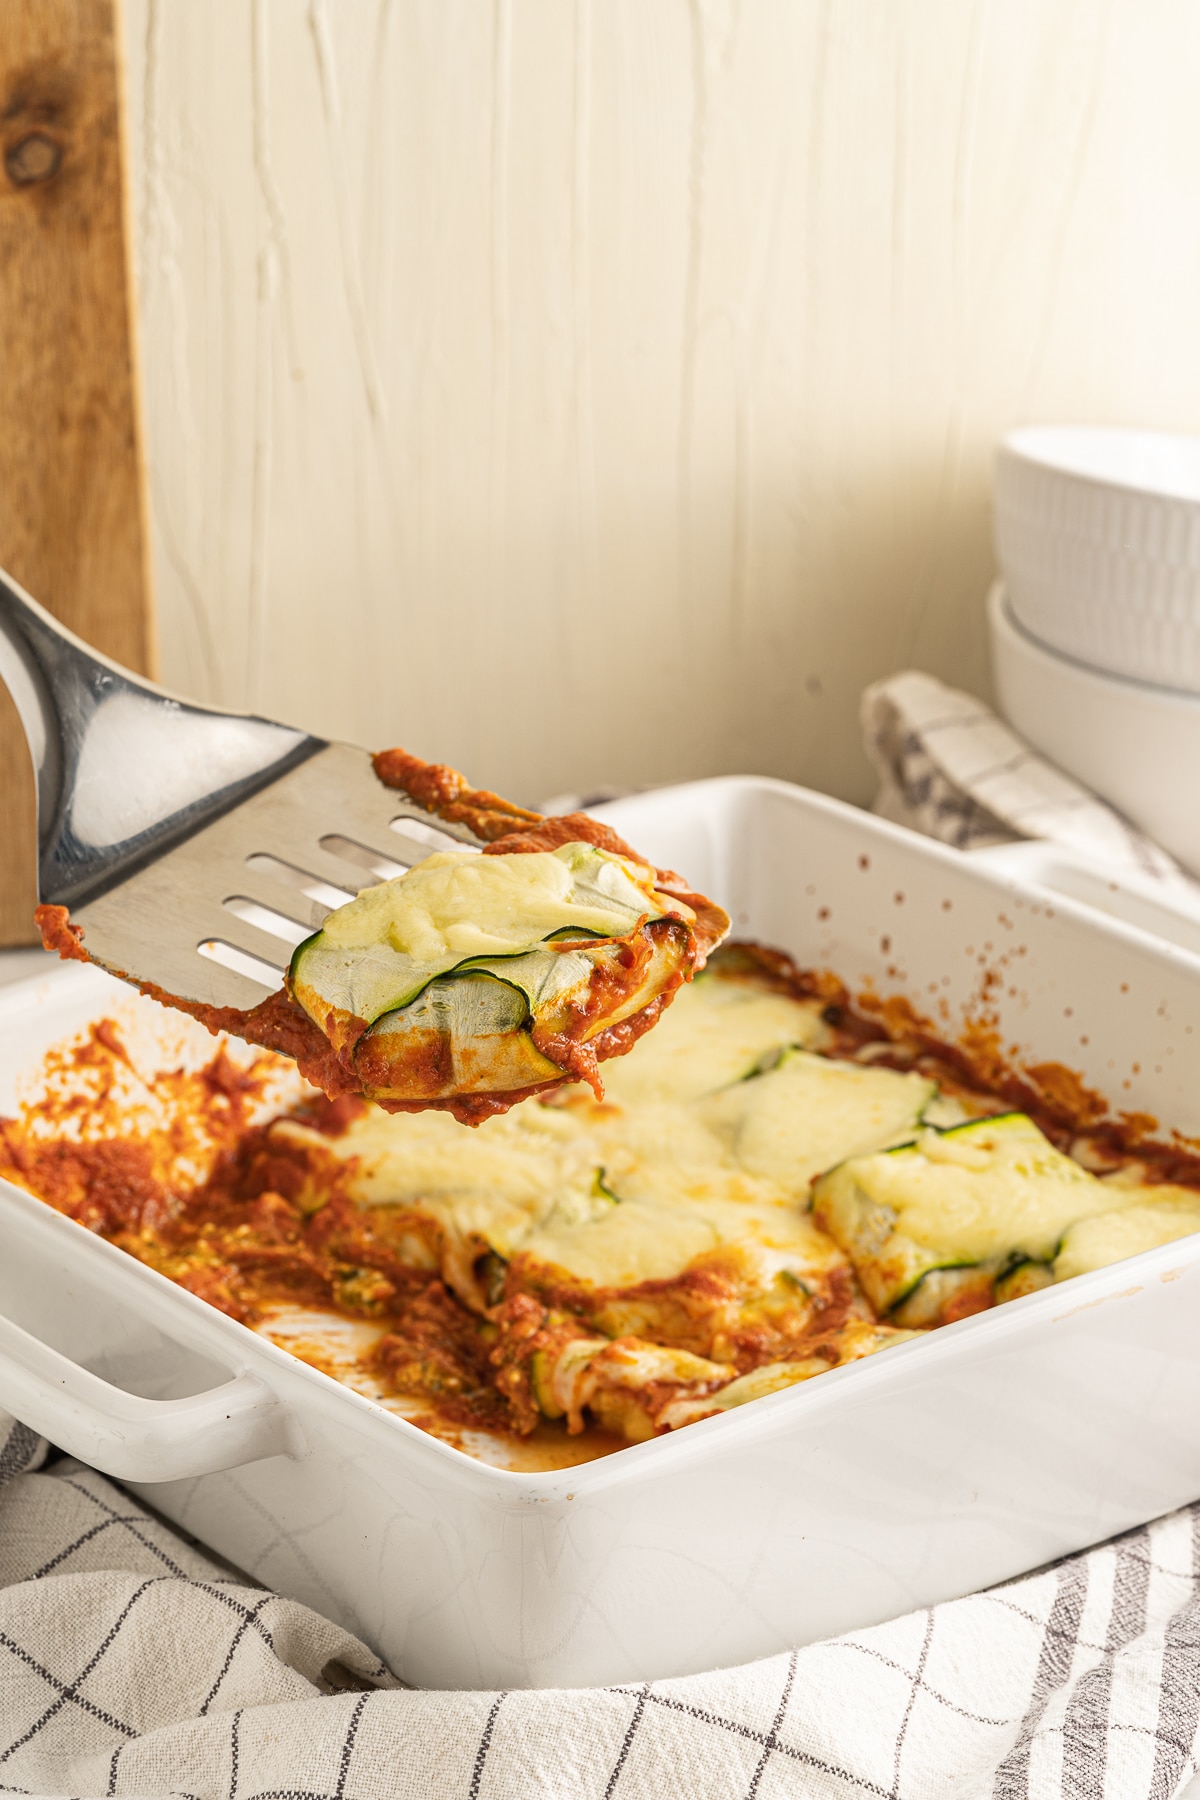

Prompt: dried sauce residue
[
  {"left": 843, "top": 966, "right": 1200, "bottom": 1176},
  {"left": 0, "top": 1022, "right": 515, "bottom": 1451}
]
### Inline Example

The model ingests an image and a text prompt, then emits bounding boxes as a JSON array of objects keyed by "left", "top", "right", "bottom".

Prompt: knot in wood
[{"left": 6, "top": 132, "right": 62, "bottom": 187}]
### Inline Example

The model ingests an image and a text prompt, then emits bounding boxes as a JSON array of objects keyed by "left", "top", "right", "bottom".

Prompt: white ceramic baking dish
[{"left": 4, "top": 775, "right": 1200, "bottom": 1691}]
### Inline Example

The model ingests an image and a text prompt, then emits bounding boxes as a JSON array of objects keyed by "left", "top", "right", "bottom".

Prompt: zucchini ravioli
[
  {"left": 263, "top": 949, "right": 1200, "bottom": 1456},
  {"left": 262, "top": 956, "right": 939, "bottom": 1451},
  {"left": 290, "top": 839, "right": 708, "bottom": 1114},
  {"left": 36, "top": 748, "right": 729, "bottom": 1123},
  {"left": 10, "top": 944, "right": 1200, "bottom": 1471}
]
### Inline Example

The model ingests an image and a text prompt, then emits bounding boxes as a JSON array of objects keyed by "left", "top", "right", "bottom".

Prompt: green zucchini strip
[
  {"left": 812, "top": 1112, "right": 1131, "bottom": 1319},
  {"left": 289, "top": 840, "right": 689, "bottom": 1049}
]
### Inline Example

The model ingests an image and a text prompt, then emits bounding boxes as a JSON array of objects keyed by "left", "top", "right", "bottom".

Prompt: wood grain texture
[
  {"left": 123, "top": 1, "right": 1200, "bottom": 810},
  {"left": 0, "top": 0, "right": 152, "bottom": 944}
]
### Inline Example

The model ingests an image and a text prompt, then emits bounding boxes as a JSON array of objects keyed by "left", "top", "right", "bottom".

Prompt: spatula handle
[
  {"left": 0, "top": 564, "right": 320, "bottom": 911},
  {"left": 0, "top": 565, "right": 124, "bottom": 815}
]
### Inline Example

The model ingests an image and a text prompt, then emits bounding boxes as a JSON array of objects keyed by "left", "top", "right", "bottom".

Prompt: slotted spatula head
[{"left": 0, "top": 568, "right": 486, "bottom": 1010}]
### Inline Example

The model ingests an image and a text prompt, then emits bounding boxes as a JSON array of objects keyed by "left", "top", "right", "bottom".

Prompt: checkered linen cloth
[
  {"left": 3, "top": 1415, "right": 1200, "bottom": 1799},
  {"left": 861, "top": 669, "right": 1196, "bottom": 892}
]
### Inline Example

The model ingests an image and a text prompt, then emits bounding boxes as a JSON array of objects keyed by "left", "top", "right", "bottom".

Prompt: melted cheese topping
[
  {"left": 1054, "top": 1185, "right": 1200, "bottom": 1282},
  {"left": 275, "top": 973, "right": 929, "bottom": 1291},
  {"left": 594, "top": 975, "right": 829, "bottom": 1105},
  {"left": 830, "top": 1116, "right": 1126, "bottom": 1265},
  {"left": 318, "top": 843, "right": 676, "bottom": 960},
  {"left": 708, "top": 1050, "right": 936, "bottom": 1198}
]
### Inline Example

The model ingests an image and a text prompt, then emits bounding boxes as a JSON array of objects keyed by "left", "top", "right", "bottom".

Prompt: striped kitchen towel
[
  {"left": 861, "top": 669, "right": 1195, "bottom": 892},
  {"left": 0, "top": 1417, "right": 1197, "bottom": 1799}
]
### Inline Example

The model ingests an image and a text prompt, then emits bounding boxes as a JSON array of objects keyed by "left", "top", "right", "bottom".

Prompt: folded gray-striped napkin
[
  {"left": 1, "top": 1410, "right": 1198, "bottom": 1799},
  {"left": 861, "top": 668, "right": 1196, "bottom": 893}
]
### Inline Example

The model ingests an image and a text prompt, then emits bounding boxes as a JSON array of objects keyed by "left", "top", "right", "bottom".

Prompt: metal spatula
[{"left": 0, "top": 568, "right": 485, "bottom": 1009}]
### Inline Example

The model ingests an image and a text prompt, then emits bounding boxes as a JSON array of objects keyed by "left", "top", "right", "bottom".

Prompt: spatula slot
[
  {"left": 319, "top": 835, "right": 410, "bottom": 881},
  {"left": 390, "top": 817, "right": 481, "bottom": 855},
  {"left": 197, "top": 940, "right": 283, "bottom": 991},
  {"left": 243, "top": 854, "right": 354, "bottom": 912},
  {"left": 223, "top": 897, "right": 313, "bottom": 947}
]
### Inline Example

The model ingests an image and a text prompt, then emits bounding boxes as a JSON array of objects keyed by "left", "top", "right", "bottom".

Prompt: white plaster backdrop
[{"left": 121, "top": 0, "right": 1200, "bottom": 808}]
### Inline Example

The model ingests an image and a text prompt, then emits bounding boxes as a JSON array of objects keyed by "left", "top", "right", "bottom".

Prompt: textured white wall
[{"left": 122, "top": 0, "right": 1200, "bottom": 808}]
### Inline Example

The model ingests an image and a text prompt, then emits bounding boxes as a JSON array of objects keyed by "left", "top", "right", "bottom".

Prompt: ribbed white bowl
[
  {"left": 995, "top": 425, "right": 1200, "bottom": 693},
  {"left": 988, "top": 582, "right": 1200, "bottom": 877}
]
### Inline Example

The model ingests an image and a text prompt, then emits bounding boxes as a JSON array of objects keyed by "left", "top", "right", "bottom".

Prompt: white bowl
[
  {"left": 988, "top": 580, "right": 1200, "bottom": 876},
  {"left": 995, "top": 425, "right": 1200, "bottom": 692}
]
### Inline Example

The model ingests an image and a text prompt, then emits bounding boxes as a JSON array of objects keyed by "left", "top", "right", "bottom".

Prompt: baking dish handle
[
  {"left": 0, "top": 1311, "right": 294, "bottom": 1482},
  {"left": 968, "top": 840, "right": 1200, "bottom": 960}
]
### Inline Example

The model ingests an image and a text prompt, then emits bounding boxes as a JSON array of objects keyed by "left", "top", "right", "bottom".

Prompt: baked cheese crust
[{"left": 7, "top": 945, "right": 1200, "bottom": 1469}]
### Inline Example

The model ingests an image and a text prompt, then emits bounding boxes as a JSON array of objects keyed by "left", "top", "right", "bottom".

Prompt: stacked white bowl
[{"left": 990, "top": 425, "right": 1200, "bottom": 875}]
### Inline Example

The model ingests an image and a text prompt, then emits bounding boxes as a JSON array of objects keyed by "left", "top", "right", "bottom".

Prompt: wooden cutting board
[{"left": 0, "top": 0, "right": 153, "bottom": 945}]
